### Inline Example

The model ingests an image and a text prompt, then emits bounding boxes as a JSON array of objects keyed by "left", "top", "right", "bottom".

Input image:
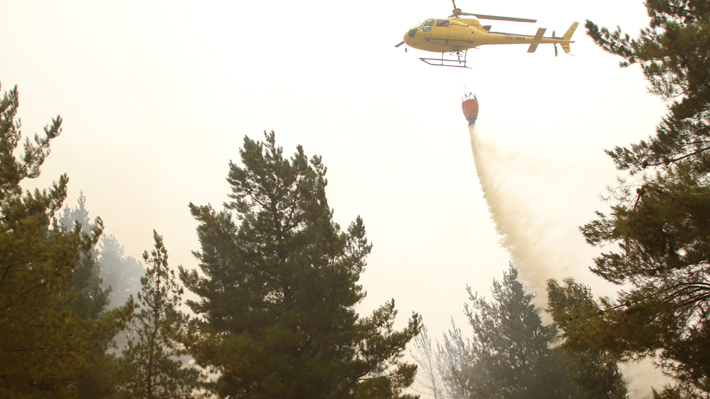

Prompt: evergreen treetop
[
  {"left": 430, "top": 266, "right": 627, "bottom": 399},
  {"left": 464, "top": 266, "right": 563, "bottom": 399},
  {"left": 181, "top": 131, "right": 421, "bottom": 399},
  {"left": 586, "top": 0, "right": 710, "bottom": 173},
  {"left": 59, "top": 191, "right": 111, "bottom": 320},
  {"left": 118, "top": 230, "right": 201, "bottom": 399}
]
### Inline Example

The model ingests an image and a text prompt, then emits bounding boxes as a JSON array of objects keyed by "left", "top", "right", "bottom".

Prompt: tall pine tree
[
  {"left": 0, "top": 83, "right": 132, "bottom": 398},
  {"left": 180, "top": 132, "right": 421, "bottom": 399},
  {"left": 438, "top": 266, "right": 627, "bottom": 399},
  {"left": 118, "top": 230, "right": 201, "bottom": 399},
  {"left": 580, "top": 1, "right": 710, "bottom": 395},
  {"left": 58, "top": 191, "right": 110, "bottom": 319},
  {"left": 56, "top": 193, "right": 145, "bottom": 398},
  {"left": 462, "top": 266, "right": 570, "bottom": 399}
]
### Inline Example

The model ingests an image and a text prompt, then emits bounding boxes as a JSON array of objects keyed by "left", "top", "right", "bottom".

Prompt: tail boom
[
  {"left": 525, "top": 22, "right": 578, "bottom": 54},
  {"left": 527, "top": 27, "right": 547, "bottom": 53}
]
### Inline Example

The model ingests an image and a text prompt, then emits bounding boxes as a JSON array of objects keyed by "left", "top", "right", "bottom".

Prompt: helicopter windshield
[{"left": 424, "top": 19, "right": 435, "bottom": 26}]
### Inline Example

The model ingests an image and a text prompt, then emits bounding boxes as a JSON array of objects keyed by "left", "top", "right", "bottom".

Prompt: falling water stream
[{"left": 467, "top": 124, "right": 671, "bottom": 398}]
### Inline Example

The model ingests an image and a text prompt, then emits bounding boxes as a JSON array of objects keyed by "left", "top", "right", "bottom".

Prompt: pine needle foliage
[
  {"left": 180, "top": 132, "right": 422, "bottom": 399},
  {"left": 586, "top": 0, "right": 710, "bottom": 173},
  {"left": 0, "top": 83, "right": 132, "bottom": 398},
  {"left": 118, "top": 231, "right": 201, "bottom": 399},
  {"left": 581, "top": 1, "right": 710, "bottom": 396},
  {"left": 462, "top": 266, "right": 567, "bottom": 399},
  {"left": 437, "top": 266, "right": 627, "bottom": 399},
  {"left": 546, "top": 279, "right": 629, "bottom": 399},
  {"left": 58, "top": 192, "right": 111, "bottom": 320}
]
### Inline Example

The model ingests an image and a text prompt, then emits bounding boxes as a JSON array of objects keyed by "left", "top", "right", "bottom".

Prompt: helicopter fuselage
[{"left": 403, "top": 17, "right": 575, "bottom": 53}]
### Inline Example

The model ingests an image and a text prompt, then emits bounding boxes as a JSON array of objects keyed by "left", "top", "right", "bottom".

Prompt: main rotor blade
[
  {"left": 459, "top": 12, "right": 537, "bottom": 23},
  {"left": 395, "top": 41, "right": 405, "bottom": 48}
]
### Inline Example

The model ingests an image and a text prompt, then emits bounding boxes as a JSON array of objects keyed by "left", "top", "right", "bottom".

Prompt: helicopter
[{"left": 396, "top": 0, "right": 578, "bottom": 67}]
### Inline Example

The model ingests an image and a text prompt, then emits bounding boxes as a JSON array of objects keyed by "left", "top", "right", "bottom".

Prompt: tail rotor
[{"left": 553, "top": 31, "right": 558, "bottom": 57}]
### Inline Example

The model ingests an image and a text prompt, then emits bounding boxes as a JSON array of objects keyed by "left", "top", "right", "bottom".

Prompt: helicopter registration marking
[{"left": 505, "top": 35, "right": 526, "bottom": 40}]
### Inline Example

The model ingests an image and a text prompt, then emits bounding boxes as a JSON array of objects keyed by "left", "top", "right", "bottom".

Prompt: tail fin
[{"left": 560, "top": 22, "right": 578, "bottom": 54}]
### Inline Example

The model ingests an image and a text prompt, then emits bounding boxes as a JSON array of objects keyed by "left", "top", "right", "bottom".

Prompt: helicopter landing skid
[{"left": 419, "top": 51, "right": 470, "bottom": 68}]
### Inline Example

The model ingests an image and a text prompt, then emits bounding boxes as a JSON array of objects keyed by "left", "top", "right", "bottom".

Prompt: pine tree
[
  {"left": 586, "top": 0, "right": 710, "bottom": 173},
  {"left": 546, "top": 279, "right": 628, "bottom": 399},
  {"left": 440, "top": 266, "right": 627, "bottom": 399},
  {"left": 410, "top": 325, "right": 445, "bottom": 399},
  {"left": 59, "top": 191, "right": 110, "bottom": 319},
  {"left": 59, "top": 192, "right": 145, "bottom": 312},
  {"left": 0, "top": 83, "right": 132, "bottom": 397},
  {"left": 180, "top": 132, "right": 422, "bottom": 399},
  {"left": 118, "top": 230, "right": 201, "bottom": 399},
  {"left": 57, "top": 193, "right": 143, "bottom": 398},
  {"left": 99, "top": 234, "right": 144, "bottom": 310},
  {"left": 463, "top": 266, "right": 568, "bottom": 399},
  {"left": 581, "top": 2, "right": 710, "bottom": 395},
  {"left": 436, "top": 321, "right": 477, "bottom": 399}
]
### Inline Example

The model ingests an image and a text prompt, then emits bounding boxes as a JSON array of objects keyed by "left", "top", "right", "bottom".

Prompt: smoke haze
[
  {"left": 468, "top": 124, "right": 671, "bottom": 397},
  {"left": 468, "top": 124, "right": 589, "bottom": 302}
]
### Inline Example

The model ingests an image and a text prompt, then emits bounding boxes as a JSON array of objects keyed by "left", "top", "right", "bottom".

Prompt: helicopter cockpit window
[
  {"left": 422, "top": 27, "right": 432, "bottom": 32},
  {"left": 436, "top": 19, "right": 450, "bottom": 27},
  {"left": 424, "top": 19, "right": 435, "bottom": 26}
]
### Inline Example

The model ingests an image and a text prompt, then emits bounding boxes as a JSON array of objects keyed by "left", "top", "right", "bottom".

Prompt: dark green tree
[
  {"left": 546, "top": 279, "right": 629, "bottom": 399},
  {"left": 54, "top": 173, "right": 132, "bottom": 399},
  {"left": 0, "top": 83, "right": 132, "bottom": 398},
  {"left": 180, "top": 132, "right": 421, "bottom": 399},
  {"left": 57, "top": 194, "right": 144, "bottom": 399},
  {"left": 118, "top": 230, "right": 201, "bottom": 399},
  {"left": 586, "top": 0, "right": 710, "bottom": 173},
  {"left": 581, "top": 1, "right": 710, "bottom": 396},
  {"left": 462, "top": 266, "right": 570, "bottom": 399},
  {"left": 441, "top": 266, "right": 627, "bottom": 399}
]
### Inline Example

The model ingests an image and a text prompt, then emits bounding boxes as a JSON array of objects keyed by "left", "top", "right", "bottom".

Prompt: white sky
[{"left": 3, "top": 0, "right": 669, "bottom": 395}]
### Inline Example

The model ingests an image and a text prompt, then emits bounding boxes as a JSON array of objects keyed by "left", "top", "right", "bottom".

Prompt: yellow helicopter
[{"left": 396, "top": 0, "right": 578, "bottom": 67}]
